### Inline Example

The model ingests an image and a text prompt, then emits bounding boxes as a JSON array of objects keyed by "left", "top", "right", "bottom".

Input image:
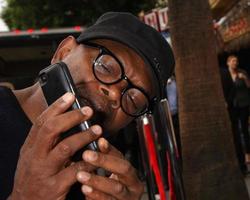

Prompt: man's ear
[{"left": 51, "top": 36, "right": 78, "bottom": 64}]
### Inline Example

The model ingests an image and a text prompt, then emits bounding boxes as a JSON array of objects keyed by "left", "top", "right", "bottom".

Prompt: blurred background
[{"left": 0, "top": 0, "right": 249, "bottom": 89}]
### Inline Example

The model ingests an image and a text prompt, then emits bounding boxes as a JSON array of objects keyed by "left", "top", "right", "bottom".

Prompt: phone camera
[{"left": 40, "top": 73, "right": 48, "bottom": 83}]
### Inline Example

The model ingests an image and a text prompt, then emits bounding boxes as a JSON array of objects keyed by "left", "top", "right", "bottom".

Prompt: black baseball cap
[{"left": 76, "top": 12, "right": 175, "bottom": 100}]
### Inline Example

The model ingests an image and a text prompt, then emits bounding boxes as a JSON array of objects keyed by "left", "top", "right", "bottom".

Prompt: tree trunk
[{"left": 167, "top": 0, "right": 249, "bottom": 199}]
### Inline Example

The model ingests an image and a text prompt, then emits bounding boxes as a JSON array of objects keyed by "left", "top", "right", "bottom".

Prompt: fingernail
[
  {"left": 83, "top": 151, "right": 98, "bottom": 162},
  {"left": 82, "top": 185, "right": 93, "bottom": 193},
  {"left": 81, "top": 106, "right": 92, "bottom": 115},
  {"left": 62, "top": 92, "right": 74, "bottom": 103},
  {"left": 91, "top": 125, "right": 102, "bottom": 135},
  {"left": 100, "top": 138, "right": 109, "bottom": 149},
  {"left": 77, "top": 171, "right": 91, "bottom": 182}
]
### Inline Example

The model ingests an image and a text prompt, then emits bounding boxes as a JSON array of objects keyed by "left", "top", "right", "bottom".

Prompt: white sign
[
  {"left": 143, "top": 12, "right": 159, "bottom": 31},
  {"left": 158, "top": 7, "right": 169, "bottom": 31},
  {"left": 143, "top": 7, "right": 169, "bottom": 32}
]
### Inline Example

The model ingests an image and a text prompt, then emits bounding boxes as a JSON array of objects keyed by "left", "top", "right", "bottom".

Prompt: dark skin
[{"left": 8, "top": 36, "right": 156, "bottom": 200}]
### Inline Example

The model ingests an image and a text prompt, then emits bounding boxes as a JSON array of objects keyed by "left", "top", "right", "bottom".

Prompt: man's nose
[{"left": 99, "top": 81, "right": 127, "bottom": 109}]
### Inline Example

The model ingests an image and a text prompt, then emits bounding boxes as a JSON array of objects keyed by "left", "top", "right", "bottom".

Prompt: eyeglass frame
[{"left": 82, "top": 41, "right": 156, "bottom": 117}]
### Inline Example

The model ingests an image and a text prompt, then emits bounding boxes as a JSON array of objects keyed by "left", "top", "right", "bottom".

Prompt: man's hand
[
  {"left": 77, "top": 138, "right": 144, "bottom": 200},
  {"left": 238, "top": 72, "right": 247, "bottom": 80},
  {"left": 238, "top": 72, "right": 250, "bottom": 87},
  {"left": 9, "top": 92, "right": 102, "bottom": 200}
]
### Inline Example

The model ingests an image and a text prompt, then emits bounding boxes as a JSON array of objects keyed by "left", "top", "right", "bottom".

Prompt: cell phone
[{"left": 38, "top": 62, "right": 98, "bottom": 156}]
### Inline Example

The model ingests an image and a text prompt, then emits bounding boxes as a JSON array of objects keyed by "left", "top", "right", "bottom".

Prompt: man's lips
[{"left": 78, "top": 95, "right": 94, "bottom": 108}]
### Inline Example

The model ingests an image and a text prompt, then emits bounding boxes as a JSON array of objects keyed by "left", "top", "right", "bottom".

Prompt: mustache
[
  {"left": 76, "top": 85, "right": 113, "bottom": 125},
  {"left": 78, "top": 95, "right": 106, "bottom": 124}
]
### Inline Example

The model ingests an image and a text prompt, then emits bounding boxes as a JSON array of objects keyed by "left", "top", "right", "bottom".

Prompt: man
[
  {"left": 221, "top": 54, "right": 250, "bottom": 174},
  {"left": 0, "top": 12, "right": 174, "bottom": 199}
]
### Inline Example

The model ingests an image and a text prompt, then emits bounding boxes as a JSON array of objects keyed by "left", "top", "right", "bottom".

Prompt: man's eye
[
  {"left": 128, "top": 94, "right": 138, "bottom": 110},
  {"left": 122, "top": 89, "right": 149, "bottom": 115},
  {"left": 123, "top": 94, "right": 139, "bottom": 115},
  {"left": 97, "top": 62, "right": 112, "bottom": 73},
  {"left": 95, "top": 62, "right": 112, "bottom": 74}
]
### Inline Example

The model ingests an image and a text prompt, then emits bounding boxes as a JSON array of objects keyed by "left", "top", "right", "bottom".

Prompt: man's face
[
  {"left": 62, "top": 39, "right": 156, "bottom": 134},
  {"left": 227, "top": 56, "right": 238, "bottom": 70}
]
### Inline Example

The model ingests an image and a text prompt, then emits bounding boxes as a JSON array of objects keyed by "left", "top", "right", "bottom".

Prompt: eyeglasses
[{"left": 83, "top": 42, "right": 154, "bottom": 117}]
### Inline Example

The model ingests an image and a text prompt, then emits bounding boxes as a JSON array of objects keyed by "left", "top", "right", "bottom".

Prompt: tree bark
[{"left": 167, "top": 0, "right": 249, "bottom": 199}]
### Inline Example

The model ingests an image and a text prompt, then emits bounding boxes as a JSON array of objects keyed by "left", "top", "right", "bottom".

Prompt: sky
[{"left": 0, "top": 0, "right": 9, "bottom": 31}]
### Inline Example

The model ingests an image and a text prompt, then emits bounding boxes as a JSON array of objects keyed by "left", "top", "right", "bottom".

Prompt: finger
[
  {"left": 86, "top": 197, "right": 95, "bottom": 200},
  {"left": 34, "top": 106, "right": 93, "bottom": 155},
  {"left": 82, "top": 151, "right": 139, "bottom": 187},
  {"left": 97, "top": 138, "right": 109, "bottom": 153},
  {"left": 81, "top": 185, "right": 118, "bottom": 200},
  {"left": 22, "top": 92, "right": 75, "bottom": 151},
  {"left": 110, "top": 173, "right": 119, "bottom": 180},
  {"left": 98, "top": 138, "right": 124, "bottom": 159},
  {"left": 54, "top": 160, "right": 95, "bottom": 191},
  {"left": 77, "top": 171, "right": 129, "bottom": 200},
  {"left": 35, "top": 92, "right": 75, "bottom": 131},
  {"left": 48, "top": 125, "right": 102, "bottom": 169}
]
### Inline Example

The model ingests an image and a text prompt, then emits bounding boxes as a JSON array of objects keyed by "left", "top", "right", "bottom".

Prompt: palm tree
[{"left": 167, "top": 0, "right": 249, "bottom": 199}]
